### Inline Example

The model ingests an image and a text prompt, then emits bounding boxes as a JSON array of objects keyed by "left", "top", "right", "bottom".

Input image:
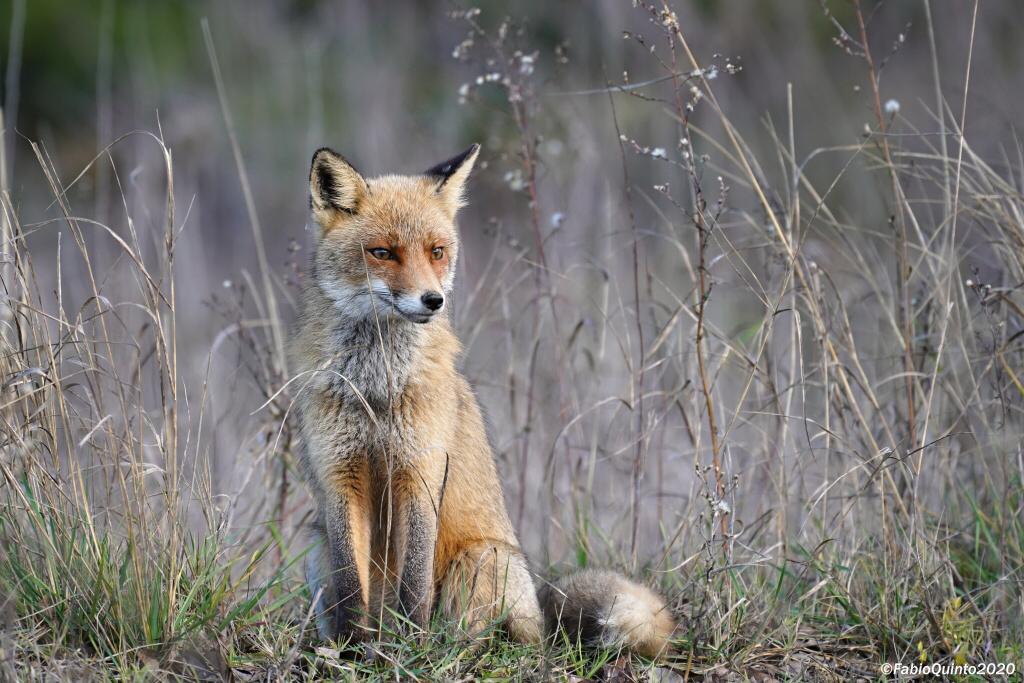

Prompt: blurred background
[{"left": 3, "top": 0, "right": 1022, "bottom": 573}]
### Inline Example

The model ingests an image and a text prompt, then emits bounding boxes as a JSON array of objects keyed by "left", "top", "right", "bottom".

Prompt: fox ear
[
  {"left": 309, "top": 148, "right": 367, "bottom": 225},
  {"left": 425, "top": 143, "right": 480, "bottom": 215}
]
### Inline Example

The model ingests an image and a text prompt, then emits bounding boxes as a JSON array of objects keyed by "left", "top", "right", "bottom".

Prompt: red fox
[{"left": 292, "top": 143, "right": 676, "bottom": 658}]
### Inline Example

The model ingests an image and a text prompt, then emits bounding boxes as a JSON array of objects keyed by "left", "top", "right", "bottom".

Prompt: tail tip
[{"left": 543, "top": 569, "right": 677, "bottom": 659}]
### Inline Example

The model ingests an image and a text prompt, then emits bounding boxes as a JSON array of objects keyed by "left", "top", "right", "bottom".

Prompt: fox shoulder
[{"left": 538, "top": 569, "right": 676, "bottom": 659}]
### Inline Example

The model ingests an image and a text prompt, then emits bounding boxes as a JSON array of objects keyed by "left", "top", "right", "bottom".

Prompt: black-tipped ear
[
  {"left": 425, "top": 143, "right": 480, "bottom": 188},
  {"left": 309, "top": 148, "right": 367, "bottom": 225},
  {"left": 424, "top": 143, "right": 480, "bottom": 215}
]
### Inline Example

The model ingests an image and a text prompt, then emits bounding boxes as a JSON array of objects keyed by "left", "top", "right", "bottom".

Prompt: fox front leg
[
  {"left": 393, "top": 470, "right": 442, "bottom": 630},
  {"left": 323, "top": 462, "right": 373, "bottom": 643}
]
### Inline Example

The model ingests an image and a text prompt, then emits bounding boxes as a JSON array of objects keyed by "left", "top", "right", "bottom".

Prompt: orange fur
[{"left": 293, "top": 144, "right": 674, "bottom": 657}]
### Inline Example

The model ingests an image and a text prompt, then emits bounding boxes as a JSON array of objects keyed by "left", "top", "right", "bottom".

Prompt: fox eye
[
  {"left": 431, "top": 246, "right": 445, "bottom": 260},
  {"left": 368, "top": 247, "right": 392, "bottom": 260}
]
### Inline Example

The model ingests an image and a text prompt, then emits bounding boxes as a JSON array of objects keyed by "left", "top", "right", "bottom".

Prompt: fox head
[{"left": 307, "top": 144, "right": 479, "bottom": 324}]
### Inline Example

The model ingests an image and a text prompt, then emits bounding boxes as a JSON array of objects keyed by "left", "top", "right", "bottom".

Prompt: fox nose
[{"left": 421, "top": 291, "right": 444, "bottom": 311}]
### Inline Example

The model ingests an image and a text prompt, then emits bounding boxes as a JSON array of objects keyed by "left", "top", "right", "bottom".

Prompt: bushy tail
[{"left": 538, "top": 569, "right": 676, "bottom": 659}]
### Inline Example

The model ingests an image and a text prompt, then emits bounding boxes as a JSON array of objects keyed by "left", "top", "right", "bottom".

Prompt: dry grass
[{"left": 0, "top": 1, "right": 1022, "bottom": 681}]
